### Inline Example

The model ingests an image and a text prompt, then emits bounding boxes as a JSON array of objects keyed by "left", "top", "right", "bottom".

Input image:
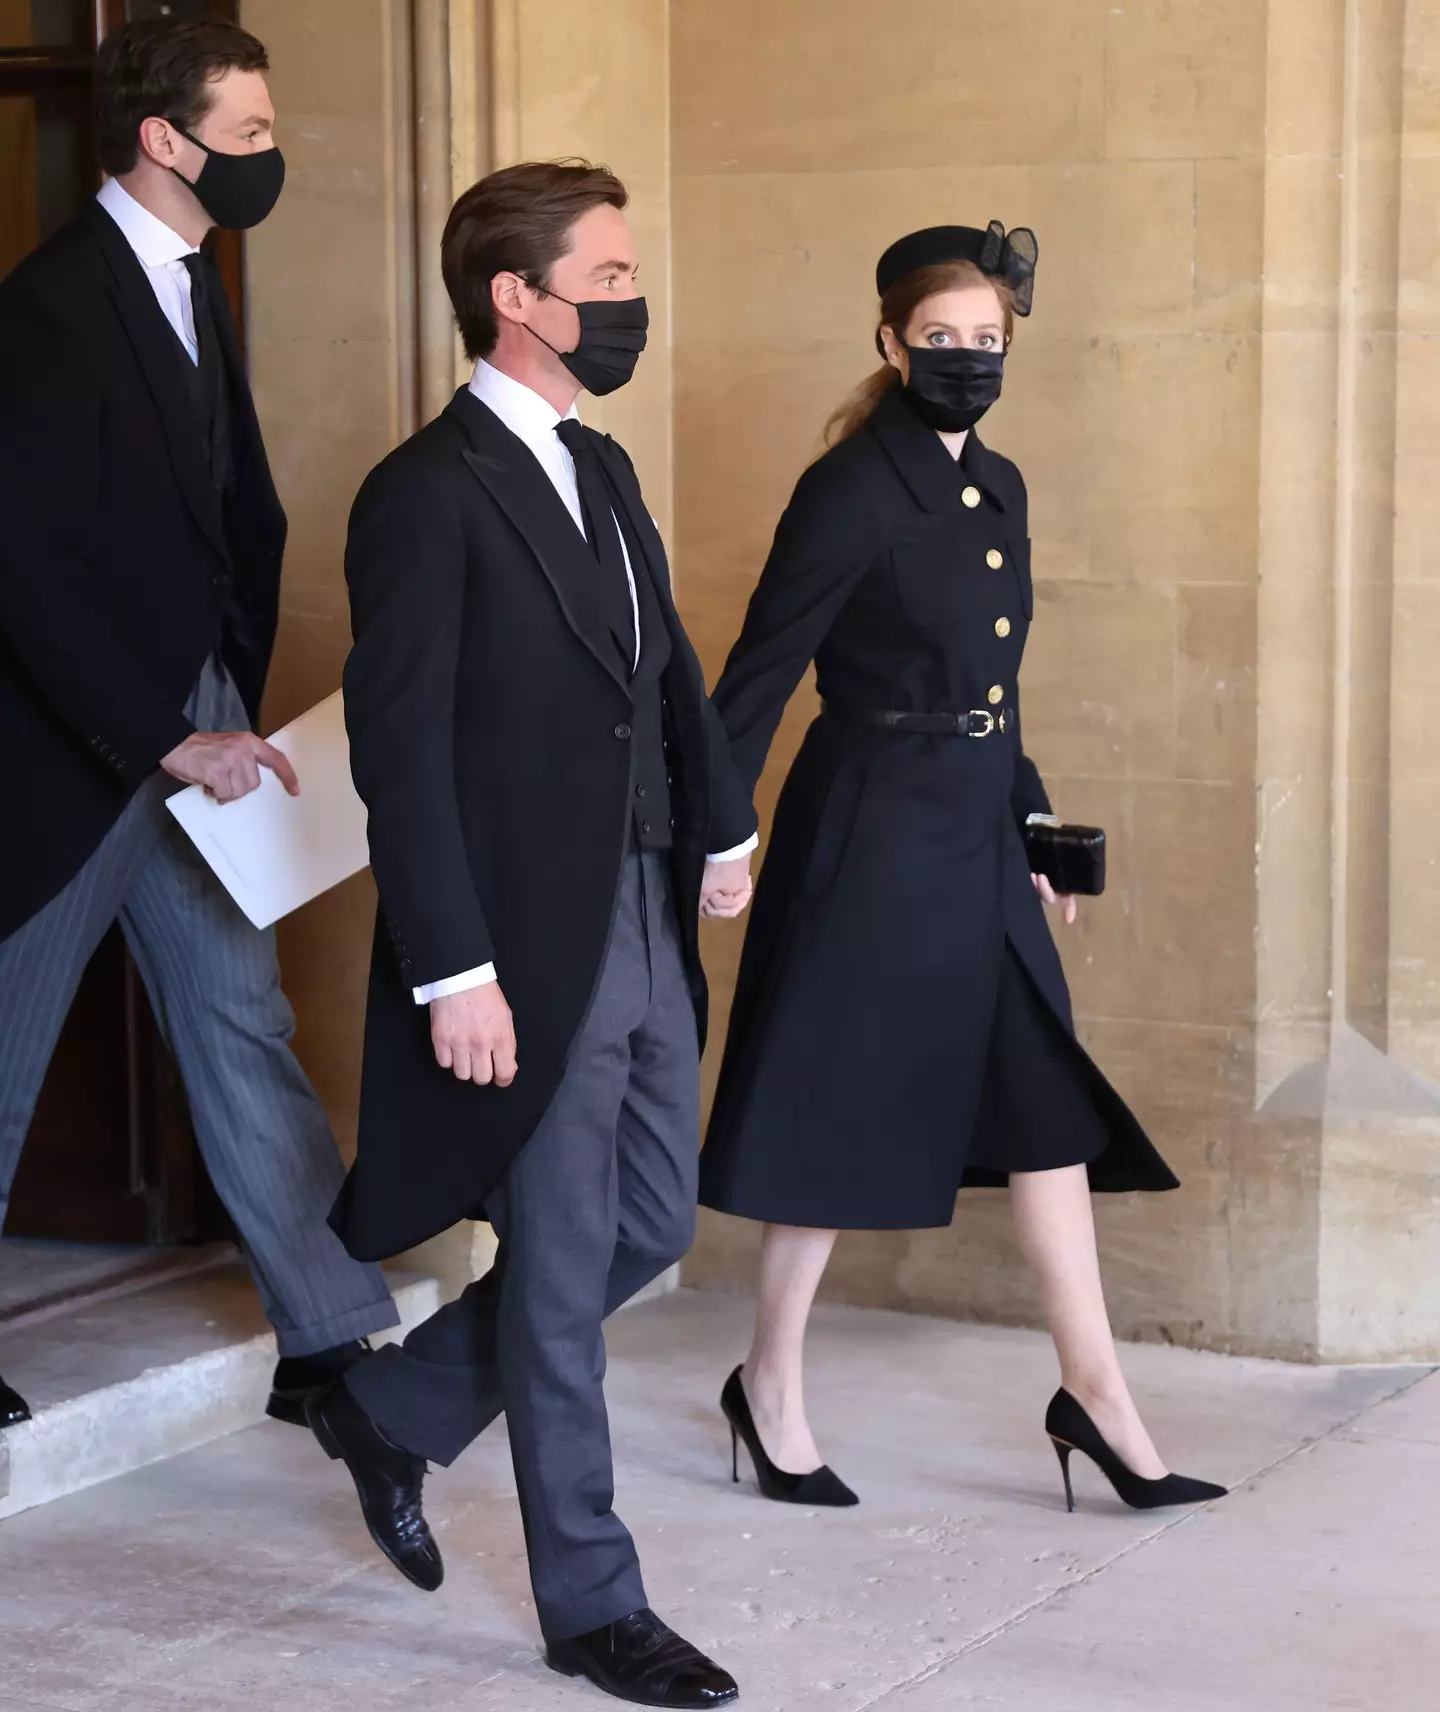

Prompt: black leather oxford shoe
[
  {"left": 547, "top": 1608, "right": 739, "bottom": 1707},
  {"left": 306, "top": 1380, "right": 443, "bottom": 1592},
  {"left": 268, "top": 1338, "right": 372, "bottom": 1426},
  {"left": 0, "top": 1373, "right": 31, "bottom": 1430}
]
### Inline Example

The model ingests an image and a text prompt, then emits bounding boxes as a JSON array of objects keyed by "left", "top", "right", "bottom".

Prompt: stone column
[
  {"left": 242, "top": 0, "right": 673, "bottom": 1301},
  {"left": 242, "top": 0, "right": 492, "bottom": 1301},
  {"left": 242, "top": 0, "right": 421, "bottom": 1164},
  {"left": 487, "top": 0, "right": 674, "bottom": 532},
  {"left": 1251, "top": 0, "right": 1440, "bottom": 1362}
]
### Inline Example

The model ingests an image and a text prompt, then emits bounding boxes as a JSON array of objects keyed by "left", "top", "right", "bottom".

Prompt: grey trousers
[
  {"left": 0, "top": 656, "right": 398, "bottom": 1357},
  {"left": 348, "top": 849, "right": 699, "bottom": 1641}
]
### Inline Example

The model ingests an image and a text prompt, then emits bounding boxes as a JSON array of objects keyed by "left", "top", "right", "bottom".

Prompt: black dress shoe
[
  {"left": 0, "top": 1373, "right": 31, "bottom": 1430},
  {"left": 547, "top": 1608, "right": 738, "bottom": 1708},
  {"left": 306, "top": 1380, "right": 443, "bottom": 1591},
  {"left": 268, "top": 1338, "right": 373, "bottom": 1426}
]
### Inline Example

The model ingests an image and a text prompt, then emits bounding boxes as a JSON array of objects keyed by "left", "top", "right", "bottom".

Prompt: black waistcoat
[
  {"left": 585, "top": 448, "right": 674, "bottom": 856},
  {"left": 614, "top": 502, "right": 674, "bottom": 851},
  {"left": 169, "top": 317, "right": 234, "bottom": 500}
]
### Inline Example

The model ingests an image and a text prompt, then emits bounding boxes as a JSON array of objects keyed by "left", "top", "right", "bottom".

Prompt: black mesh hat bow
[{"left": 875, "top": 220, "right": 1038, "bottom": 316}]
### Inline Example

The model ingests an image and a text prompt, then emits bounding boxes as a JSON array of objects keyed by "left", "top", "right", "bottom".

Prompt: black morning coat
[
  {"left": 698, "top": 386, "right": 1176, "bottom": 1230},
  {"left": 334, "top": 388, "right": 759, "bottom": 1262},
  {"left": 0, "top": 202, "right": 286, "bottom": 943}
]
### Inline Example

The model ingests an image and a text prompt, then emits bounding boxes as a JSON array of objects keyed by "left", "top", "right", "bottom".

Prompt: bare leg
[
  {"left": 740, "top": 1223, "right": 839, "bottom": 1475},
  {"left": 1010, "top": 1165, "right": 1168, "bottom": 1479}
]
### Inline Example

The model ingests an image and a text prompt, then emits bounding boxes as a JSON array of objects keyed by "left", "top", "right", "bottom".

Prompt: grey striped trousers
[{"left": 0, "top": 656, "right": 397, "bottom": 1357}]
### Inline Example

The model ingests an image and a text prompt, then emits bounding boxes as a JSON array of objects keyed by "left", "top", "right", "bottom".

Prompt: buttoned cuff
[
  {"left": 414, "top": 962, "right": 498, "bottom": 1005},
  {"left": 706, "top": 834, "right": 759, "bottom": 865}
]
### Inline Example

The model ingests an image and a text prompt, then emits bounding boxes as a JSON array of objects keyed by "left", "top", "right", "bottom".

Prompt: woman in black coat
[{"left": 700, "top": 224, "right": 1224, "bottom": 1515}]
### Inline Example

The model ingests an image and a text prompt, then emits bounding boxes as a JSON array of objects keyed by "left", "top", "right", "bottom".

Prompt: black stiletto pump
[
  {"left": 1046, "top": 1388, "right": 1227, "bottom": 1513},
  {"left": 720, "top": 1367, "right": 859, "bottom": 1507}
]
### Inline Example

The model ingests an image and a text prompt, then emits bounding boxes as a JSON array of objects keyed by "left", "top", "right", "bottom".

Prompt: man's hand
[
  {"left": 431, "top": 984, "right": 518, "bottom": 1086},
  {"left": 162, "top": 731, "right": 300, "bottom": 804},
  {"left": 701, "top": 855, "right": 754, "bottom": 920},
  {"left": 1032, "top": 872, "right": 1078, "bottom": 926}
]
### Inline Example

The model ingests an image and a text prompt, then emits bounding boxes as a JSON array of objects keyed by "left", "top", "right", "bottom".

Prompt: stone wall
[
  {"left": 242, "top": 0, "right": 416, "bottom": 1166},
  {"left": 236, "top": 0, "right": 1440, "bottom": 1357},
  {"left": 674, "top": 0, "right": 1440, "bottom": 1363},
  {"left": 240, "top": 0, "right": 671, "bottom": 1295}
]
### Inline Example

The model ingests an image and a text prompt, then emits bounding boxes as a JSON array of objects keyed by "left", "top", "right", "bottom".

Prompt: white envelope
[{"left": 166, "top": 690, "right": 370, "bottom": 929}]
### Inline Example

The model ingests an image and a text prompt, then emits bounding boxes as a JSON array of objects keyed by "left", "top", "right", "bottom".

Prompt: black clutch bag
[{"left": 1023, "top": 816, "right": 1106, "bottom": 897}]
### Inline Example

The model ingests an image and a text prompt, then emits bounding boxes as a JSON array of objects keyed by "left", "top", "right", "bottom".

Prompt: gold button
[
  {"left": 995, "top": 616, "right": 1012, "bottom": 638},
  {"left": 988, "top": 685, "right": 1004, "bottom": 706},
  {"left": 962, "top": 485, "right": 982, "bottom": 509},
  {"left": 986, "top": 548, "right": 1004, "bottom": 570}
]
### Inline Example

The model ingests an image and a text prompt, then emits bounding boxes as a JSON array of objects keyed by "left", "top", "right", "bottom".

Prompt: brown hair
[
  {"left": 824, "top": 259, "right": 1017, "bottom": 446},
  {"left": 442, "top": 159, "right": 630, "bottom": 361},
  {"left": 97, "top": 18, "right": 269, "bottom": 179}
]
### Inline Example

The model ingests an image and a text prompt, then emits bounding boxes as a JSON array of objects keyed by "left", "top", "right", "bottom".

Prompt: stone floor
[
  {"left": 0, "top": 1288, "right": 1433, "bottom": 1711},
  {"left": 0, "top": 1240, "right": 166, "bottom": 1318},
  {"left": 0, "top": 1246, "right": 436, "bottom": 1522}
]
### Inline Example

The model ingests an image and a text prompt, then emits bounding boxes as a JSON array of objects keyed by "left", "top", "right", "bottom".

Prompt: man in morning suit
[
  {"left": 311, "top": 162, "right": 757, "bottom": 1707},
  {"left": 0, "top": 19, "right": 398, "bottom": 1434}
]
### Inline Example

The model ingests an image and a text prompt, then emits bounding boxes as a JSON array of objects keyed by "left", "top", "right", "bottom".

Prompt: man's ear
[
  {"left": 491, "top": 271, "right": 529, "bottom": 325},
  {"left": 137, "top": 115, "right": 184, "bottom": 170}
]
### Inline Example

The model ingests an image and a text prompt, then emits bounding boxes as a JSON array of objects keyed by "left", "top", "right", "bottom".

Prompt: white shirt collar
[
  {"left": 96, "top": 177, "right": 199, "bottom": 268},
  {"left": 469, "top": 358, "right": 579, "bottom": 451}
]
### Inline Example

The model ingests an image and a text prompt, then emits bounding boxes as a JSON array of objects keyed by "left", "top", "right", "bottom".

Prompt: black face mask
[
  {"left": 172, "top": 127, "right": 286, "bottom": 231},
  {"left": 901, "top": 345, "right": 1005, "bottom": 433},
  {"left": 526, "top": 292, "right": 649, "bottom": 396}
]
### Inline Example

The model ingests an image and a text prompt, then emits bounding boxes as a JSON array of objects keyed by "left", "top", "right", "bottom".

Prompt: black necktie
[
  {"left": 181, "top": 253, "right": 231, "bottom": 495},
  {"left": 555, "top": 418, "right": 636, "bottom": 668},
  {"left": 181, "top": 253, "right": 220, "bottom": 380}
]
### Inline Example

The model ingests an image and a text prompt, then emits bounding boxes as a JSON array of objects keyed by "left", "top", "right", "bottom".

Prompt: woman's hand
[{"left": 1032, "top": 873, "right": 1078, "bottom": 926}]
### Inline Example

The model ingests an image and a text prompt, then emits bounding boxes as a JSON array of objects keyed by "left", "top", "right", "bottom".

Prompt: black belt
[{"left": 822, "top": 702, "right": 1014, "bottom": 738}]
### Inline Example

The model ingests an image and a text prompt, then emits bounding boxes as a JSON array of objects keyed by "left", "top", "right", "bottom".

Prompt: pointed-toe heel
[
  {"left": 720, "top": 1366, "right": 859, "bottom": 1507},
  {"left": 1053, "top": 1437, "right": 1077, "bottom": 1513},
  {"left": 1045, "top": 1387, "right": 1228, "bottom": 1513}
]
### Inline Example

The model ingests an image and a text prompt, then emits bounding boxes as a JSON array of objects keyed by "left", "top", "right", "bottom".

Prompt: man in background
[{"left": 0, "top": 17, "right": 397, "bottom": 1434}]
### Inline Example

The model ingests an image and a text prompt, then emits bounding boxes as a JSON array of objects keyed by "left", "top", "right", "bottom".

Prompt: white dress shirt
[
  {"left": 414, "top": 360, "right": 758, "bottom": 1005},
  {"left": 97, "top": 177, "right": 201, "bottom": 363}
]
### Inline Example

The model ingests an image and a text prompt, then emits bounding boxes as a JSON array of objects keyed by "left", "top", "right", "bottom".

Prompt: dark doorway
[{"left": 1, "top": 0, "right": 243, "bottom": 1247}]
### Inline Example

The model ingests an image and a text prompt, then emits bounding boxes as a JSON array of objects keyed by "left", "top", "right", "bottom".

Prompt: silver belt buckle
[{"left": 967, "top": 710, "right": 995, "bottom": 738}]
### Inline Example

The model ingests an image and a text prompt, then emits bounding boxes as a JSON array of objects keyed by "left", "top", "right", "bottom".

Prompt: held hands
[
  {"left": 431, "top": 984, "right": 518, "bottom": 1087},
  {"left": 700, "top": 855, "right": 754, "bottom": 920},
  {"left": 428, "top": 853, "right": 747, "bottom": 1087},
  {"left": 1032, "top": 872, "right": 1078, "bottom": 926},
  {"left": 162, "top": 730, "right": 300, "bottom": 804}
]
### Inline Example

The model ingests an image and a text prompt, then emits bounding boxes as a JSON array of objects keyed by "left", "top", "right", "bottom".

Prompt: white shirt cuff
[
  {"left": 414, "top": 962, "right": 498, "bottom": 1005},
  {"left": 706, "top": 833, "right": 759, "bottom": 864}
]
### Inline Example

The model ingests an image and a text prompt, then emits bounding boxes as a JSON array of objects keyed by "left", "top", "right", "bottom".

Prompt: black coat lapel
[
  {"left": 447, "top": 390, "right": 631, "bottom": 697},
  {"left": 591, "top": 432, "right": 685, "bottom": 655},
  {"left": 865, "top": 386, "right": 1008, "bottom": 516},
  {"left": 84, "top": 203, "right": 230, "bottom": 565}
]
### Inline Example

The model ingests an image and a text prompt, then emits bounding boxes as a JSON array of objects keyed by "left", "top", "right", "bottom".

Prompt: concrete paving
[{"left": 0, "top": 1289, "right": 1430, "bottom": 1711}]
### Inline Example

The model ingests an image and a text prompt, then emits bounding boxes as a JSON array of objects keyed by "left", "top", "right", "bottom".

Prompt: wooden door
[{"left": 1, "top": 0, "right": 242, "bottom": 1246}]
